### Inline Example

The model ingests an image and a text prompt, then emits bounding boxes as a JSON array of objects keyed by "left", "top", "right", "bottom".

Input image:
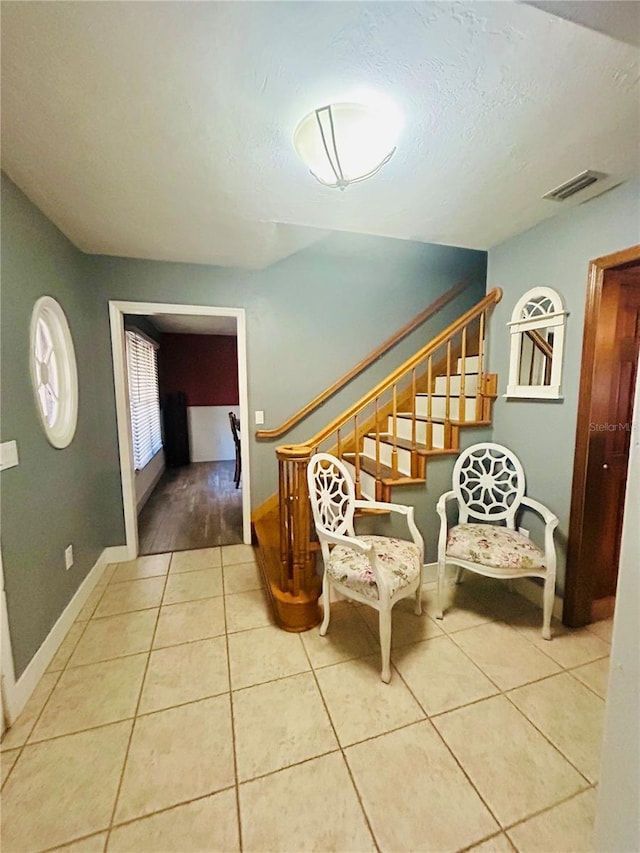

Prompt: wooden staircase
[
  {"left": 253, "top": 288, "right": 502, "bottom": 632},
  {"left": 343, "top": 353, "right": 495, "bottom": 501}
]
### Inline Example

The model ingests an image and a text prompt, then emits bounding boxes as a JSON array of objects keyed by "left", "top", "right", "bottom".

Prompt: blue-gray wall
[
  {"left": 487, "top": 180, "right": 640, "bottom": 594},
  {"left": 91, "top": 236, "right": 487, "bottom": 509},
  {"left": 1, "top": 173, "right": 485, "bottom": 676},
  {"left": 0, "top": 174, "right": 124, "bottom": 677}
]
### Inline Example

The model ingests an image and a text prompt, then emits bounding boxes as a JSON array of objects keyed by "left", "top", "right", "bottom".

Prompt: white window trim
[
  {"left": 29, "top": 296, "right": 78, "bottom": 448},
  {"left": 505, "top": 286, "right": 568, "bottom": 400}
]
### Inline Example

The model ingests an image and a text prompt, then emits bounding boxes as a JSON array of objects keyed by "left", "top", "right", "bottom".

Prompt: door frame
[
  {"left": 0, "top": 543, "right": 18, "bottom": 728},
  {"left": 109, "top": 300, "right": 251, "bottom": 557},
  {"left": 564, "top": 244, "right": 640, "bottom": 626}
]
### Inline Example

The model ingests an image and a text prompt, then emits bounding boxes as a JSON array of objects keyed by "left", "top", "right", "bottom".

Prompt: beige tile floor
[{"left": 1, "top": 548, "right": 612, "bottom": 853}]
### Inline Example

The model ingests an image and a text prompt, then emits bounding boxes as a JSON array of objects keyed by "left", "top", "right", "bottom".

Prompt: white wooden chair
[
  {"left": 436, "top": 442, "right": 558, "bottom": 639},
  {"left": 307, "top": 453, "right": 424, "bottom": 683}
]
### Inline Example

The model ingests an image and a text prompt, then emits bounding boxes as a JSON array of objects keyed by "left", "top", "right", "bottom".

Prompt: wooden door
[
  {"left": 585, "top": 266, "right": 640, "bottom": 601},
  {"left": 565, "top": 247, "right": 640, "bottom": 627}
]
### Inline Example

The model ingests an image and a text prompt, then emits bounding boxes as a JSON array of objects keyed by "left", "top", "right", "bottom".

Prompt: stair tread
[
  {"left": 343, "top": 453, "right": 424, "bottom": 485},
  {"left": 431, "top": 372, "right": 479, "bottom": 378},
  {"left": 426, "top": 417, "right": 488, "bottom": 425},
  {"left": 365, "top": 433, "right": 428, "bottom": 452},
  {"left": 394, "top": 412, "right": 433, "bottom": 422},
  {"left": 416, "top": 393, "right": 479, "bottom": 399},
  {"left": 392, "top": 413, "right": 460, "bottom": 424},
  {"left": 343, "top": 452, "right": 396, "bottom": 480}
]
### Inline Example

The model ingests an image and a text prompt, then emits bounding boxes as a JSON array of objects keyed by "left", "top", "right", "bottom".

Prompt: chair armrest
[
  {"left": 353, "top": 500, "right": 424, "bottom": 559},
  {"left": 318, "top": 529, "right": 373, "bottom": 554},
  {"left": 519, "top": 496, "right": 559, "bottom": 573},
  {"left": 354, "top": 499, "right": 411, "bottom": 515},
  {"left": 520, "top": 496, "right": 559, "bottom": 530},
  {"left": 436, "top": 490, "right": 457, "bottom": 564},
  {"left": 436, "top": 490, "right": 457, "bottom": 519}
]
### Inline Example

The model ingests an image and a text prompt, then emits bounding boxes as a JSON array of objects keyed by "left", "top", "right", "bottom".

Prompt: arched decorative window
[
  {"left": 506, "top": 287, "right": 567, "bottom": 399},
  {"left": 29, "top": 296, "right": 78, "bottom": 448}
]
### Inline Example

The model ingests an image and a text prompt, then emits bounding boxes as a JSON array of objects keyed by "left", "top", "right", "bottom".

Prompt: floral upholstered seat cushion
[
  {"left": 446, "top": 523, "right": 546, "bottom": 571},
  {"left": 328, "top": 535, "right": 422, "bottom": 600}
]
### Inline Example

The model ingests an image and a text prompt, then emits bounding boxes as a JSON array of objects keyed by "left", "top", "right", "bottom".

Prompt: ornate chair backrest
[
  {"left": 452, "top": 442, "right": 526, "bottom": 528},
  {"left": 307, "top": 453, "right": 356, "bottom": 540}
]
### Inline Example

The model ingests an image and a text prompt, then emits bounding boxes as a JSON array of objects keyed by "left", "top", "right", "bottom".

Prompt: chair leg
[
  {"left": 414, "top": 581, "right": 422, "bottom": 616},
  {"left": 319, "top": 576, "right": 331, "bottom": 636},
  {"left": 454, "top": 567, "right": 464, "bottom": 584},
  {"left": 379, "top": 607, "right": 392, "bottom": 683},
  {"left": 542, "top": 572, "right": 554, "bottom": 640},
  {"left": 436, "top": 560, "right": 446, "bottom": 620}
]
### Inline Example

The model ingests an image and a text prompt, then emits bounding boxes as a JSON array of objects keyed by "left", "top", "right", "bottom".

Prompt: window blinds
[{"left": 126, "top": 330, "right": 163, "bottom": 470}]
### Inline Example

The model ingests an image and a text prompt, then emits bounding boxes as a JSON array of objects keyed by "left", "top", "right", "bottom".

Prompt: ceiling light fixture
[{"left": 293, "top": 102, "right": 401, "bottom": 190}]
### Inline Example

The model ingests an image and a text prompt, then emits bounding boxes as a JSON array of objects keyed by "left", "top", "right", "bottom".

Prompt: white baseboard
[
  {"left": 512, "top": 576, "right": 564, "bottom": 621},
  {"left": 420, "top": 563, "right": 563, "bottom": 620},
  {"left": 103, "top": 545, "right": 133, "bottom": 565},
  {"left": 135, "top": 451, "right": 165, "bottom": 512},
  {"left": 2, "top": 546, "right": 124, "bottom": 725},
  {"left": 422, "top": 562, "right": 438, "bottom": 586}
]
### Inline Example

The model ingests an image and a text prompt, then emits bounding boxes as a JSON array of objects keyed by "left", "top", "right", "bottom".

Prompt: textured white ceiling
[{"left": 1, "top": 1, "right": 638, "bottom": 269}]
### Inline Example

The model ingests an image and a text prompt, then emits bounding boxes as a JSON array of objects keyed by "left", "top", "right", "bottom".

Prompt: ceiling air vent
[{"left": 543, "top": 170, "right": 608, "bottom": 202}]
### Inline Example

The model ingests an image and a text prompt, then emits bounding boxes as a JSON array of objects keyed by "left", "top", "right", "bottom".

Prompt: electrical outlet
[{"left": 65, "top": 545, "right": 74, "bottom": 570}]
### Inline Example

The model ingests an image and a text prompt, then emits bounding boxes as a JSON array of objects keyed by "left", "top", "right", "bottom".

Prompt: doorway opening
[
  {"left": 565, "top": 246, "right": 640, "bottom": 627},
  {"left": 109, "top": 301, "right": 251, "bottom": 558}
]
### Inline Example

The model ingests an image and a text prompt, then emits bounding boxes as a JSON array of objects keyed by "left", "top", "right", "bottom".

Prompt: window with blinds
[{"left": 126, "top": 330, "right": 163, "bottom": 470}]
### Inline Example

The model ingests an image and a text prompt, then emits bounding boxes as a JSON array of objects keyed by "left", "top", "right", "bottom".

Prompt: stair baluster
[{"left": 262, "top": 288, "right": 502, "bottom": 632}]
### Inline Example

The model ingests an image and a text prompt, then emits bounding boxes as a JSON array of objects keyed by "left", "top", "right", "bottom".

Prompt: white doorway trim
[
  {"left": 109, "top": 300, "right": 251, "bottom": 557},
  {"left": 0, "top": 543, "right": 17, "bottom": 729}
]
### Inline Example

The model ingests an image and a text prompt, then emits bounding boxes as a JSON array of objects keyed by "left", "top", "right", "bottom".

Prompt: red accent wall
[{"left": 158, "top": 334, "right": 239, "bottom": 406}]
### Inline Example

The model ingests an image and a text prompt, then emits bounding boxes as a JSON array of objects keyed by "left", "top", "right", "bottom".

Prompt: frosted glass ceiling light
[{"left": 293, "top": 102, "right": 400, "bottom": 190}]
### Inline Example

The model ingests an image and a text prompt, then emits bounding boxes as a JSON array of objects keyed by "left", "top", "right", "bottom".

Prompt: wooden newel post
[{"left": 274, "top": 444, "right": 321, "bottom": 631}]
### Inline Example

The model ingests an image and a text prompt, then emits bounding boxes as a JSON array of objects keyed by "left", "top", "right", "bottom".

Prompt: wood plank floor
[{"left": 138, "top": 460, "right": 243, "bottom": 554}]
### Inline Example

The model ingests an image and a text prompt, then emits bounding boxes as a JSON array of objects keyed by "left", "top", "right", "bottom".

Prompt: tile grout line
[
  {"left": 0, "top": 574, "right": 110, "bottom": 779},
  {"left": 299, "top": 624, "right": 383, "bottom": 853},
  {"left": 37, "top": 788, "right": 245, "bottom": 853},
  {"left": 456, "top": 829, "right": 516, "bottom": 852},
  {"left": 389, "top": 603, "right": 600, "bottom": 838},
  {"left": 3, "top": 562, "right": 611, "bottom": 851},
  {"left": 500, "top": 687, "right": 598, "bottom": 788},
  {"left": 432, "top": 611, "right": 603, "bottom": 792},
  {"left": 501, "top": 783, "right": 599, "bottom": 843},
  {"left": 221, "top": 554, "right": 245, "bottom": 853},
  {"left": 565, "top": 663, "right": 609, "bottom": 701},
  {"left": 103, "top": 559, "right": 173, "bottom": 851}
]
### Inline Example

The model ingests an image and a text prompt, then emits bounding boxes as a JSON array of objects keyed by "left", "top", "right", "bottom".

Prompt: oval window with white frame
[{"left": 30, "top": 296, "right": 78, "bottom": 448}]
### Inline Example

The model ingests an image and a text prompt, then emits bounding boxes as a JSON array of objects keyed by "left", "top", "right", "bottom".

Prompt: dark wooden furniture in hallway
[
  {"left": 228, "top": 411, "right": 241, "bottom": 488},
  {"left": 138, "top": 460, "right": 242, "bottom": 554}
]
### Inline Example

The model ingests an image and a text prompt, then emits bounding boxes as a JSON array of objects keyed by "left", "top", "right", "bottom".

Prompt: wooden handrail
[
  {"left": 304, "top": 288, "right": 502, "bottom": 449},
  {"left": 263, "top": 285, "right": 502, "bottom": 632},
  {"left": 525, "top": 328, "right": 553, "bottom": 360},
  {"left": 256, "top": 274, "right": 478, "bottom": 440}
]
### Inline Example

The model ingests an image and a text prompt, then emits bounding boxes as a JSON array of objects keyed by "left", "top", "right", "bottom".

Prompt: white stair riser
[
  {"left": 415, "top": 396, "right": 477, "bottom": 420},
  {"left": 432, "top": 422, "right": 445, "bottom": 448},
  {"left": 434, "top": 373, "right": 478, "bottom": 395},
  {"left": 363, "top": 436, "right": 412, "bottom": 476},
  {"left": 342, "top": 460, "right": 377, "bottom": 501},
  {"left": 390, "top": 416, "right": 427, "bottom": 444},
  {"left": 457, "top": 355, "right": 480, "bottom": 373}
]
